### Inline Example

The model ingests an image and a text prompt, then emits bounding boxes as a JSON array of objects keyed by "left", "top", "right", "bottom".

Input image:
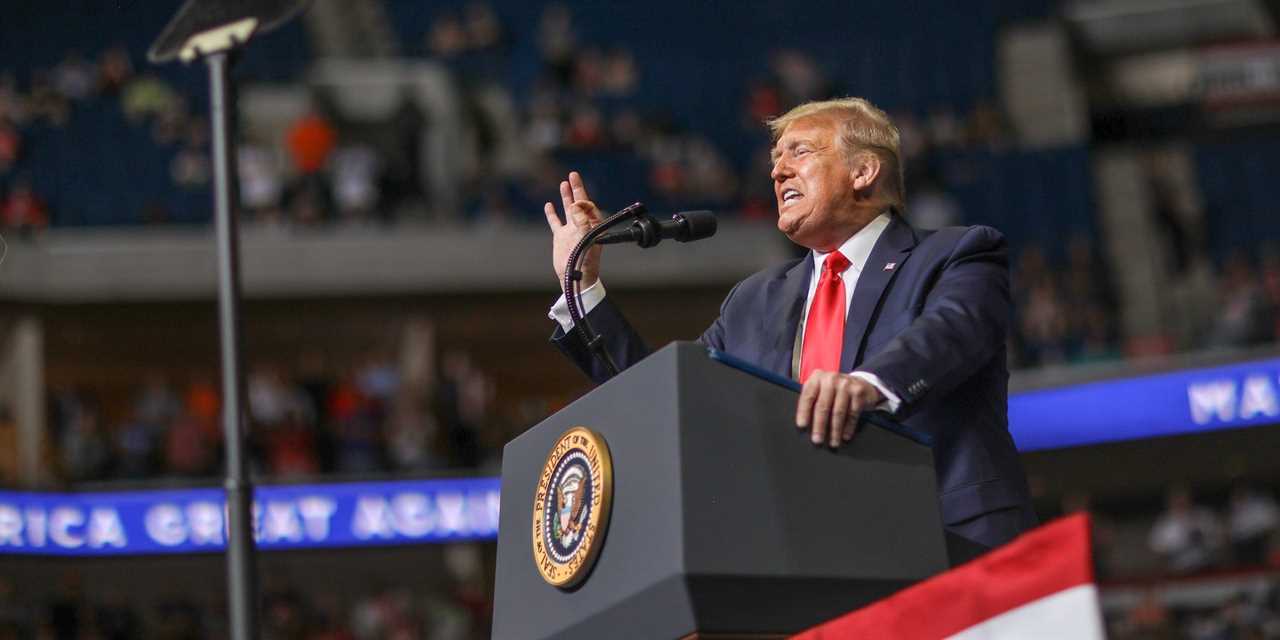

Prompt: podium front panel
[{"left": 493, "top": 343, "right": 947, "bottom": 639}]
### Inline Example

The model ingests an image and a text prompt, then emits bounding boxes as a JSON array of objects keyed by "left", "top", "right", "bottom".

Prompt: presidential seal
[{"left": 531, "top": 426, "right": 614, "bottom": 588}]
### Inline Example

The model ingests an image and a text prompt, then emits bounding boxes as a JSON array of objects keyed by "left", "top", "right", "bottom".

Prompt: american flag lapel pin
[{"left": 884, "top": 262, "right": 896, "bottom": 271}]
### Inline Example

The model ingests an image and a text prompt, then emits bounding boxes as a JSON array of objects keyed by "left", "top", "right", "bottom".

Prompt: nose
[{"left": 770, "top": 155, "right": 793, "bottom": 182}]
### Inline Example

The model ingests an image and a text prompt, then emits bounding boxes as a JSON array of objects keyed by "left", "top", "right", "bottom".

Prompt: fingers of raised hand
[
  {"left": 569, "top": 171, "right": 591, "bottom": 203},
  {"left": 544, "top": 202, "right": 563, "bottom": 230},
  {"left": 560, "top": 179, "right": 576, "bottom": 210}
]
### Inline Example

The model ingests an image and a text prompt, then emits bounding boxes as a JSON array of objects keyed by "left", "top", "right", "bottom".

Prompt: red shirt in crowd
[
  {"left": 1, "top": 187, "right": 49, "bottom": 230},
  {"left": 286, "top": 113, "right": 336, "bottom": 174}
]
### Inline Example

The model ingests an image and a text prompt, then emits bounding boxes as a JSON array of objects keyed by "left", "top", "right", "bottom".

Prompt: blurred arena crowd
[
  {"left": 0, "top": 552, "right": 493, "bottom": 639},
  {"left": 40, "top": 350, "right": 509, "bottom": 486},
  {"left": 1, "top": 5, "right": 1278, "bottom": 374}
]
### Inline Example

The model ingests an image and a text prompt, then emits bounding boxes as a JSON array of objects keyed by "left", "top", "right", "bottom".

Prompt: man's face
[{"left": 770, "top": 115, "right": 859, "bottom": 250}]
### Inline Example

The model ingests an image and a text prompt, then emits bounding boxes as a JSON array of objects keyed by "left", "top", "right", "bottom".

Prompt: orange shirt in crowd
[{"left": 286, "top": 113, "right": 336, "bottom": 174}]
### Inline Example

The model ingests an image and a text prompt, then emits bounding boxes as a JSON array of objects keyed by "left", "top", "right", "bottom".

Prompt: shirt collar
[{"left": 811, "top": 212, "right": 892, "bottom": 275}]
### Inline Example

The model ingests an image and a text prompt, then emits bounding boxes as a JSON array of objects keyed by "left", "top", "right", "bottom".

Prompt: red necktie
[{"left": 800, "top": 251, "right": 851, "bottom": 383}]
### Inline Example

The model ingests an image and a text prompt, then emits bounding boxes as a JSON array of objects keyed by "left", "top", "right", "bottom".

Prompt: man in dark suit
[{"left": 542, "top": 98, "right": 1035, "bottom": 560}]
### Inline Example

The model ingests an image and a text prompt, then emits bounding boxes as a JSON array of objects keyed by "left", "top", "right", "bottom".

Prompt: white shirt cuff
[
  {"left": 850, "top": 371, "right": 902, "bottom": 414},
  {"left": 549, "top": 281, "right": 607, "bottom": 333}
]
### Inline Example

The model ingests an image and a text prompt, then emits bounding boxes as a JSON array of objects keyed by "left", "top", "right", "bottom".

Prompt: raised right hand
[{"left": 544, "top": 171, "right": 604, "bottom": 295}]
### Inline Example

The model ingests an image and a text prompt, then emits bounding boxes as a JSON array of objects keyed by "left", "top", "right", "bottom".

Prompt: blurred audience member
[
  {"left": 564, "top": 103, "right": 605, "bottom": 149},
  {"left": 287, "top": 108, "right": 337, "bottom": 176},
  {"left": 1228, "top": 484, "right": 1279, "bottom": 566},
  {"left": 171, "top": 119, "right": 212, "bottom": 190},
  {"left": 262, "top": 408, "right": 321, "bottom": 477},
  {"left": 436, "top": 351, "right": 486, "bottom": 469},
  {"left": 59, "top": 402, "right": 111, "bottom": 483},
  {"left": 27, "top": 71, "right": 70, "bottom": 127},
  {"left": 114, "top": 413, "right": 159, "bottom": 479},
  {"left": 94, "top": 592, "right": 141, "bottom": 640},
  {"left": 1019, "top": 273, "right": 1070, "bottom": 366},
  {"left": 465, "top": 2, "right": 507, "bottom": 53},
  {"left": 965, "top": 100, "right": 1012, "bottom": 150},
  {"left": 769, "top": 50, "right": 830, "bottom": 107},
  {"left": 0, "top": 118, "right": 21, "bottom": 173},
  {"left": 330, "top": 145, "right": 382, "bottom": 221},
  {"left": 601, "top": 48, "right": 638, "bottom": 97},
  {"left": 905, "top": 172, "right": 961, "bottom": 230},
  {"left": 136, "top": 373, "right": 181, "bottom": 426},
  {"left": 1210, "top": 251, "right": 1276, "bottom": 348},
  {"left": 537, "top": 3, "right": 576, "bottom": 88},
  {"left": 1149, "top": 487, "right": 1224, "bottom": 574},
  {"left": 48, "top": 572, "right": 88, "bottom": 640},
  {"left": 1061, "top": 491, "right": 1116, "bottom": 579},
  {"left": 239, "top": 143, "right": 285, "bottom": 219},
  {"left": 926, "top": 106, "right": 965, "bottom": 149},
  {"left": 387, "top": 398, "right": 444, "bottom": 472},
  {"left": 0, "top": 577, "right": 33, "bottom": 638},
  {"left": 428, "top": 11, "right": 469, "bottom": 60},
  {"left": 1, "top": 179, "right": 50, "bottom": 232},
  {"left": 0, "top": 74, "right": 29, "bottom": 126},
  {"left": 329, "top": 372, "right": 385, "bottom": 474},
  {"left": 0, "top": 406, "right": 16, "bottom": 485},
  {"left": 165, "top": 410, "right": 217, "bottom": 477},
  {"left": 121, "top": 74, "right": 180, "bottom": 123},
  {"left": 248, "top": 365, "right": 305, "bottom": 428},
  {"left": 153, "top": 599, "right": 202, "bottom": 640},
  {"left": 97, "top": 46, "right": 134, "bottom": 96},
  {"left": 1118, "top": 590, "right": 1174, "bottom": 639},
  {"left": 52, "top": 51, "right": 96, "bottom": 102},
  {"left": 185, "top": 372, "right": 221, "bottom": 423},
  {"left": 1263, "top": 250, "right": 1280, "bottom": 340}
]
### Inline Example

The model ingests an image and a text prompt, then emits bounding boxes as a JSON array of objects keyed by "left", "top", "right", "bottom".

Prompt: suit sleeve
[
  {"left": 552, "top": 280, "right": 744, "bottom": 384},
  {"left": 697, "top": 281, "right": 742, "bottom": 351},
  {"left": 856, "top": 225, "right": 1010, "bottom": 415},
  {"left": 550, "top": 296, "right": 650, "bottom": 385}
]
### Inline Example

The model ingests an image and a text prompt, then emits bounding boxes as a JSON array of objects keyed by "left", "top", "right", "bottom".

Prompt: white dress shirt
[{"left": 550, "top": 212, "right": 902, "bottom": 413}]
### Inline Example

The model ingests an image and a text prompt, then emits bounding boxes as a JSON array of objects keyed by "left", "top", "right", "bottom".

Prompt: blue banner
[
  {"left": 1010, "top": 356, "right": 1280, "bottom": 451},
  {"left": 0, "top": 477, "right": 500, "bottom": 556}
]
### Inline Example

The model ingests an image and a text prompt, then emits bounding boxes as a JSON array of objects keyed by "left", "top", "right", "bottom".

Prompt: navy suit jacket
[{"left": 553, "top": 215, "right": 1033, "bottom": 541}]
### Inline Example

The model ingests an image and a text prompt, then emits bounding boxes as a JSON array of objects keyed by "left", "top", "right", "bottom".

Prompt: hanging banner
[
  {"left": 0, "top": 477, "right": 500, "bottom": 556},
  {"left": 1010, "top": 356, "right": 1280, "bottom": 451}
]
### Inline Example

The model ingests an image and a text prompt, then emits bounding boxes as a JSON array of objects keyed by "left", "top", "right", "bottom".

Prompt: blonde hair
[{"left": 767, "top": 97, "right": 904, "bottom": 207}]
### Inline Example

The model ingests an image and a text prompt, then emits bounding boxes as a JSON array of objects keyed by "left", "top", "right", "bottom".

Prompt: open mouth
[{"left": 781, "top": 188, "right": 803, "bottom": 204}]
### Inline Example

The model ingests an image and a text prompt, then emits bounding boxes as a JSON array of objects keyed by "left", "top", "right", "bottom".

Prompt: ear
[{"left": 849, "top": 151, "right": 882, "bottom": 192}]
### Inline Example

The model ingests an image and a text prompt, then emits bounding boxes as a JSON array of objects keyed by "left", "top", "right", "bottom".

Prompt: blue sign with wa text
[{"left": 1009, "top": 357, "right": 1280, "bottom": 451}]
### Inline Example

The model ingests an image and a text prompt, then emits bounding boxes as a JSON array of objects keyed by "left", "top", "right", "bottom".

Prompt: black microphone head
[{"left": 672, "top": 211, "right": 717, "bottom": 242}]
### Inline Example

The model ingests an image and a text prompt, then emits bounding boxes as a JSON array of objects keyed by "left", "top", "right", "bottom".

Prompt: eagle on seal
[{"left": 555, "top": 466, "right": 588, "bottom": 546}]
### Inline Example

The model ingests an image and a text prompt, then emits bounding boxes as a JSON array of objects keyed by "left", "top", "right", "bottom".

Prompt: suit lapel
[
  {"left": 841, "top": 215, "right": 918, "bottom": 372},
  {"left": 761, "top": 256, "right": 812, "bottom": 378}
]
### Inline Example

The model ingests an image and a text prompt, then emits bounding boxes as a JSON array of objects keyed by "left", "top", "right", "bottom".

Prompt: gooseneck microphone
[
  {"left": 595, "top": 210, "right": 717, "bottom": 247},
  {"left": 562, "top": 203, "right": 715, "bottom": 377}
]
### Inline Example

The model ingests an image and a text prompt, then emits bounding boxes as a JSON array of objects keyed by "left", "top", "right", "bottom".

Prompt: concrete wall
[{"left": 0, "top": 220, "right": 791, "bottom": 302}]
